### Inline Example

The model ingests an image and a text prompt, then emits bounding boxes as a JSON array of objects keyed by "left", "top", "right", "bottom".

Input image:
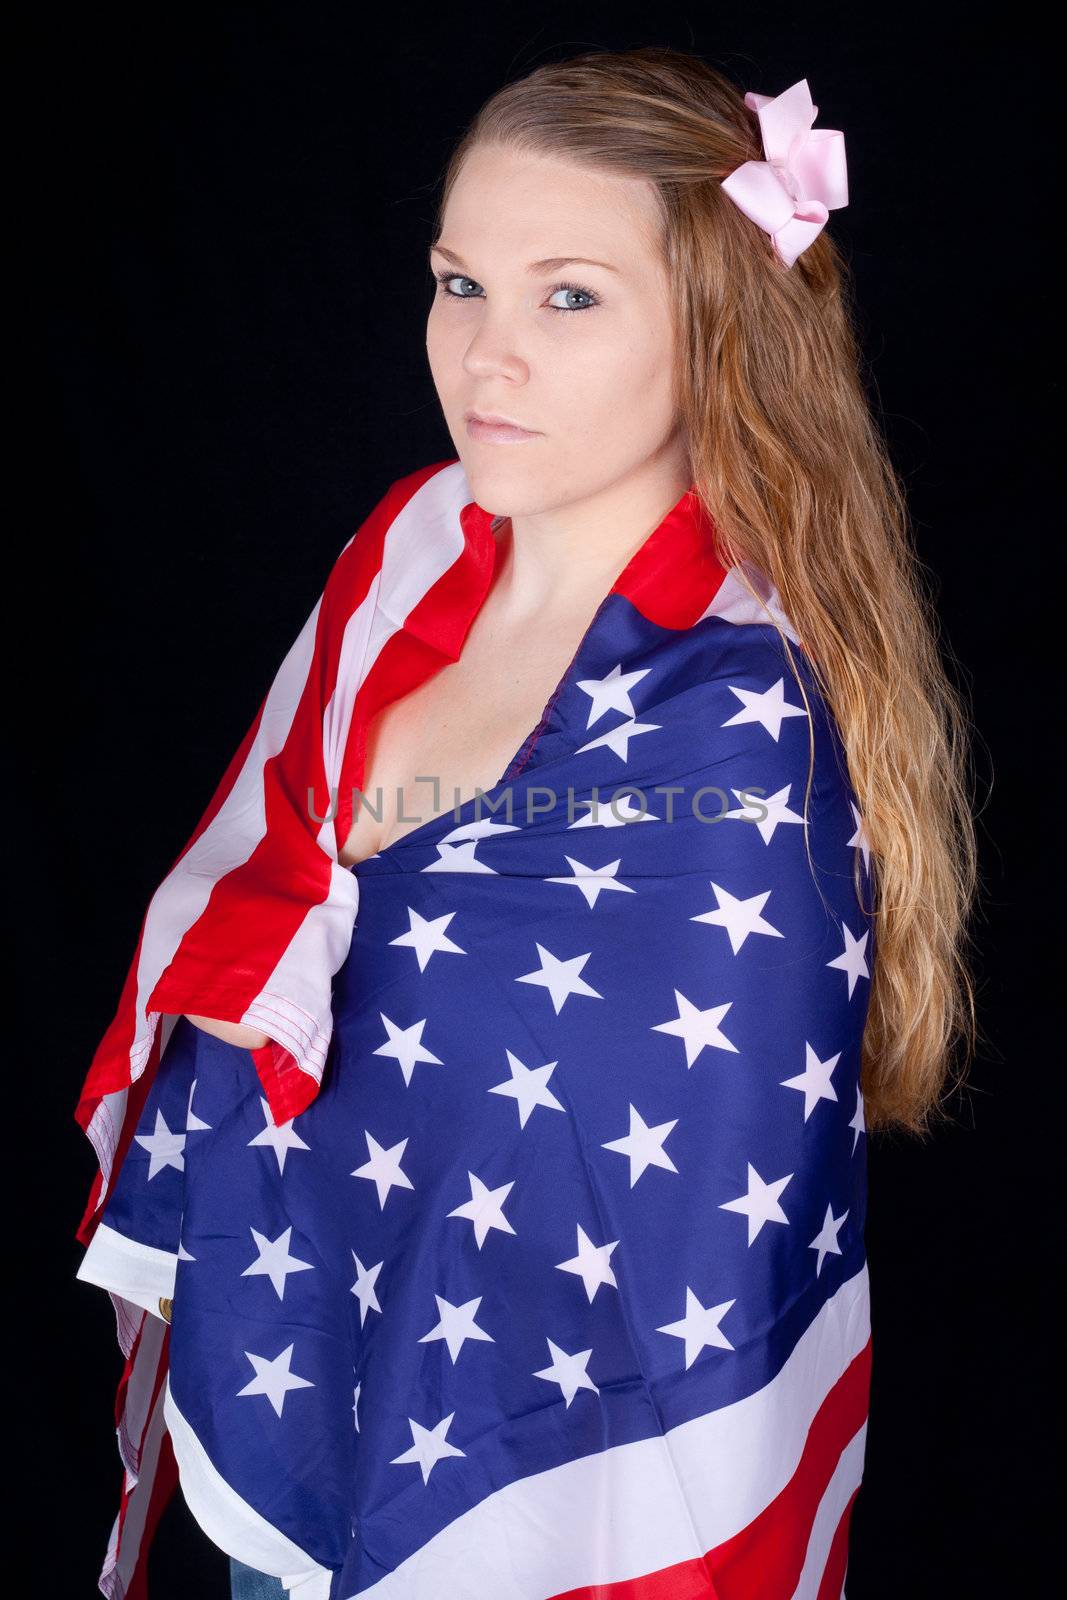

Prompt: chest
[{"left": 339, "top": 598, "right": 601, "bottom": 866}]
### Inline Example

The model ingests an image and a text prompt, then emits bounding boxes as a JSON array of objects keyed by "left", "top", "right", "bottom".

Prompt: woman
[{"left": 74, "top": 48, "right": 976, "bottom": 1600}]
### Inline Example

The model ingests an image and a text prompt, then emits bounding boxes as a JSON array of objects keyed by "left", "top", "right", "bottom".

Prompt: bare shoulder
[{"left": 184, "top": 1014, "right": 269, "bottom": 1050}]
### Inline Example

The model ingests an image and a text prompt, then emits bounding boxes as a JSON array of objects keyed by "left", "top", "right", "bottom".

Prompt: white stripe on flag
[
  {"left": 76, "top": 1221, "right": 177, "bottom": 1317},
  {"left": 130, "top": 595, "right": 325, "bottom": 1080},
  {"left": 164, "top": 1377, "right": 335, "bottom": 1590},
  {"left": 346, "top": 1265, "right": 869, "bottom": 1599},
  {"left": 156, "top": 1265, "right": 869, "bottom": 1600},
  {"left": 788, "top": 1422, "right": 867, "bottom": 1600}
]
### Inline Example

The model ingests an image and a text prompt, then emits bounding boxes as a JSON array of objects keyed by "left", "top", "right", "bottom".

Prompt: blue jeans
[{"left": 229, "top": 1555, "right": 287, "bottom": 1598}]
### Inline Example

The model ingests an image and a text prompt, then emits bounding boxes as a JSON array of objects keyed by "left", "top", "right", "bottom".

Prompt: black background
[{"left": 23, "top": 3, "right": 1048, "bottom": 1596}]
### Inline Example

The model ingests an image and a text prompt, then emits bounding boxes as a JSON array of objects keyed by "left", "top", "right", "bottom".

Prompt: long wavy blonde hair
[{"left": 432, "top": 46, "right": 979, "bottom": 1135}]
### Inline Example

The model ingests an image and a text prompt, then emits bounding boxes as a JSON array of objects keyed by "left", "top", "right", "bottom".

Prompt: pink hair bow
[{"left": 721, "top": 78, "right": 848, "bottom": 267}]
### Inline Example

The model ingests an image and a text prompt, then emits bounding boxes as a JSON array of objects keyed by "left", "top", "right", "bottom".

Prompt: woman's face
[{"left": 426, "top": 143, "right": 686, "bottom": 517}]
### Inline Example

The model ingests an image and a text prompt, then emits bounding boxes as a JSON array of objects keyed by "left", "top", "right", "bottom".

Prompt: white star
[
  {"left": 351, "top": 1131, "right": 415, "bottom": 1209},
  {"left": 389, "top": 907, "right": 466, "bottom": 971},
  {"left": 656, "top": 1288, "right": 736, "bottom": 1368},
  {"left": 353, "top": 1382, "right": 361, "bottom": 1432},
  {"left": 846, "top": 801, "right": 873, "bottom": 874},
  {"left": 809, "top": 1204, "right": 849, "bottom": 1275},
  {"left": 602, "top": 1103, "right": 679, "bottom": 1187},
  {"left": 724, "top": 782, "right": 807, "bottom": 844},
  {"left": 373, "top": 1013, "right": 444, "bottom": 1087},
  {"left": 417, "top": 1294, "right": 495, "bottom": 1362},
  {"left": 486, "top": 1049, "right": 566, "bottom": 1128},
  {"left": 555, "top": 1224, "right": 619, "bottom": 1303},
  {"left": 177, "top": 1240, "right": 196, "bottom": 1261},
  {"left": 849, "top": 1090, "right": 866, "bottom": 1153},
  {"left": 350, "top": 1252, "right": 384, "bottom": 1326},
  {"left": 516, "top": 943, "right": 602, "bottom": 1014},
  {"left": 247, "top": 1096, "right": 310, "bottom": 1174},
  {"left": 575, "top": 715, "right": 661, "bottom": 763},
  {"left": 185, "top": 1078, "right": 211, "bottom": 1132},
  {"left": 236, "top": 1343, "right": 314, "bottom": 1418},
  {"left": 241, "top": 1225, "right": 314, "bottom": 1300},
  {"left": 446, "top": 1171, "right": 516, "bottom": 1248},
  {"left": 722, "top": 677, "right": 808, "bottom": 741},
  {"left": 719, "top": 1163, "right": 793, "bottom": 1245},
  {"left": 576, "top": 663, "right": 652, "bottom": 727},
  {"left": 690, "top": 883, "right": 783, "bottom": 954},
  {"left": 532, "top": 1338, "right": 600, "bottom": 1408},
  {"left": 544, "top": 855, "right": 635, "bottom": 908},
  {"left": 390, "top": 1412, "right": 466, "bottom": 1484},
  {"left": 425, "top": 840, "right": 499, "bottom": 874},
  {"left": 826, "top": 922, "right": 870, "bottom": 997},
  {"left": 781, "top": 1043, "right": 841, "bottom": 1120},
  {"left": 569, "top": 792, "right": 660, "bottom": 830},
  {"left": 135, "top": 1109, "right": 186, "bottom": 1180},
  {"left": 652, "top": 989, "right": 739, "bottom": 1068},
  {"left": 438, "top": 816, "right": 519, "bottom": 847}
]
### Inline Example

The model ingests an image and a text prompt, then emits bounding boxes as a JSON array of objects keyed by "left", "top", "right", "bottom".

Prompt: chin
[{"left": 457, "top": 452, "right": 549, "bottom": 516}]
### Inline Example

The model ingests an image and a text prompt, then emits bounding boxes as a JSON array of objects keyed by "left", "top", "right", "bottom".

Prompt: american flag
[{"left": 75, "top": 458, "right": 873, "bottom": 1598}]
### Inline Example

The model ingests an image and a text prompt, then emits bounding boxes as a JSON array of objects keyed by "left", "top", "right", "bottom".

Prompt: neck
[{"left": 488, "top": 457, "right": 693, "bottom": 625}]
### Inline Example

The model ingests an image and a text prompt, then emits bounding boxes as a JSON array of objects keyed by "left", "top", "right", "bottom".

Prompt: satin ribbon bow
[{"left": 721, "top": 78, "right": 848, "bottom": 268}]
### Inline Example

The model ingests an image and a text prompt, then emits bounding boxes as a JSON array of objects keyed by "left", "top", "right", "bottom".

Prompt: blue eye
[
  {"left": 547, "top": 282, "right": 599, "bottom": 313},
  {"left": 432, "top": 271, "right": 599, "bottom": 314}
]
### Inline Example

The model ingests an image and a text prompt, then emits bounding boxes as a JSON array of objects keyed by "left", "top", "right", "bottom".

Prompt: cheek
[
  {"left": 542, "top": 330, "right": 675, "bottom": 445},
  {"left": 425, "top": 306, "right": 462, "bottom": 392}
]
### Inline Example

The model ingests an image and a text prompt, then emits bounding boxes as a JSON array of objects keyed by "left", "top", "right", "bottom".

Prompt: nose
[{"left": 458, "top": 306, "right": 531, "bottom": 383}]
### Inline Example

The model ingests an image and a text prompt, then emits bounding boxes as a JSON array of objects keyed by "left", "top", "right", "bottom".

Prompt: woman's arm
[{"left": 183, "top": 1014, "right": 270, "bottom": 1050}]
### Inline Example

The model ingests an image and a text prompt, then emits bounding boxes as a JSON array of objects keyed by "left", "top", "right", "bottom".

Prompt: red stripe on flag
[
  {"left": 145, "top": 463, "right": 468, "bottom": 1126},
  {"left": 144, "top": 511, "right": 384, "bottom": 1021},
  {"left": 334, "top": 499, "right": 501, "bottom": 851},
  {"left": 816, "top": 1487, "right": 860, "bottom": 1600},
  {"left": 76, "top": 1015, "right": 163, "bottom": 1245},
  {"left": 544, "top": 1338, "right": 871, "bottom": 1600},
  {"left": 121, "top": 1428, "right": 179, "bottom": 1600},
  {"left": 550, "top": 1556, "right": 724, "bottom": 1600},
  {"left": 612, "top": 487, "right": 727, "bottom": 632},
  {"left": 75, "top": 660, "right": 270, "bottom": 1123},
  {"left": 699, "top": 1338, "right": 871, "bottom": 1600},
  {"left": 120, "top": 1332, "right": 179, "bottom": 1600},
  {"left": 76, "top": 463, "right": 437, "bottom": 1133},
  {"left": 104, "top": 1324, "right": 177, "bottom": 1599}
]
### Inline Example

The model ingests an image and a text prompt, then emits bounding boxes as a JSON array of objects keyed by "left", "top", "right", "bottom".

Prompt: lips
[{"left": 466, "top": 413, "right": 539, "bottom": 443}]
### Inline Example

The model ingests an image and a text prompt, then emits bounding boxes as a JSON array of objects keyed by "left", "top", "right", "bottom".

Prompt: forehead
[{"left": 438, "top": 144, "right": 664, "bottom": 273}]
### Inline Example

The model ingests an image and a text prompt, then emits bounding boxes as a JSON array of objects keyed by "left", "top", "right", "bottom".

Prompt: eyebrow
[{"left": 430, "top": 245, "right": 619, "bottom": 275}]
